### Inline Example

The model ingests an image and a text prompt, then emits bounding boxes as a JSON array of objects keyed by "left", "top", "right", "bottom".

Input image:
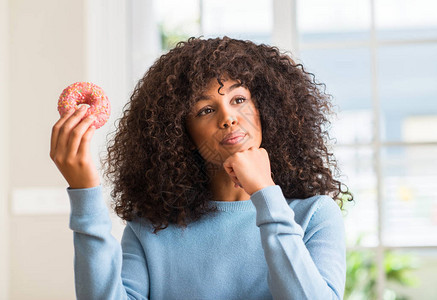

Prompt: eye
[
  {"left": 233, "top": 97, "right": 246, "bottom": 104},
  {"left": 197, "top": 107, "right": 214, "bottom": 116}
]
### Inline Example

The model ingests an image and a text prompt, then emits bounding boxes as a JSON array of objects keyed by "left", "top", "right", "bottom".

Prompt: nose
[
  {"left": 222, "top": 116, "right": 237, "bottom": 128},
  {"left": 218, "top": 101, "right": 239, "bottom": 129}
]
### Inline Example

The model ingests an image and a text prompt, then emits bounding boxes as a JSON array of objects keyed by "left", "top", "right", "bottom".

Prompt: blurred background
[{"left": 1, "top": 0, "right": 436, "bottom": 299}]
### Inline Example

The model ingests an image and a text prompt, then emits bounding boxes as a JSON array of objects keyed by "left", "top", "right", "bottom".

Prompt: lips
[{"left": 220, "top": 131, "right": 246, "bottom": 145}]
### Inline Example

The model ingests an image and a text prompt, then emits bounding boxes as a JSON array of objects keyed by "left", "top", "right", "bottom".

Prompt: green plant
[
  {"left": 159, "top": 22, "right": 190, "bottom": 51},
  {"left": 345, "top": 238, "right": 419, "bottom": 299},
  {"left": 158, "top": 18, "right": 200, "bottom": 51}
]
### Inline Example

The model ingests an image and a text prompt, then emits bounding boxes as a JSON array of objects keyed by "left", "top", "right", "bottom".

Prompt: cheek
[
  {"left": 196, "top": 135, "right": 226, "bottom": 165},
  {"left": 246, "top": 108, "right": 263, "bottom": 146},
  {"left": 188, "top": 124, "right": 228, "bottom": 164},
  {"left": 187, "top": 122, "right": 217, "bottom": 149},
  {"left": 241, "top": 104, "right": 262, "bottom": 133}
]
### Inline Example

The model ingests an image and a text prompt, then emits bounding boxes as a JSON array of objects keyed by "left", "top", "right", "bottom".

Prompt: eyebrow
[
  {"left": 227, "top": 82, "right": 244, "bottom": 92},
  {"left": 196, "top": 83, "right": 244, "bottom": 102}
]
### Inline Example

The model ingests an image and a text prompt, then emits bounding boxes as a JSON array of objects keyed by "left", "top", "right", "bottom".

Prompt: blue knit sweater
[{"left": 68, "top": 185, "right": 345, "bottom": 299}]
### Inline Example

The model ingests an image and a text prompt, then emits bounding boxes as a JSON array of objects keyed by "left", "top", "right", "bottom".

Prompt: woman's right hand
[{"left": 50, "top": 105, "right": 100, "bottom": 189}]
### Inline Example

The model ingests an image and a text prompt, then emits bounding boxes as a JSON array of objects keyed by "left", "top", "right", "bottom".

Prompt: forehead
[{"left": 196, "top": 78, "right": 247, "bottom": 101}]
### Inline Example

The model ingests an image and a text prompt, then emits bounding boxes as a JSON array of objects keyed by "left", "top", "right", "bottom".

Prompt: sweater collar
[{"left": 210, "top": 199, "right": 255, "bottom": 212}]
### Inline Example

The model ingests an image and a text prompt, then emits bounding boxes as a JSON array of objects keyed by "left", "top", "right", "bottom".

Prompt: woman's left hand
[{"left": 223, "top": 147, "right": 275, "bottom": 195}]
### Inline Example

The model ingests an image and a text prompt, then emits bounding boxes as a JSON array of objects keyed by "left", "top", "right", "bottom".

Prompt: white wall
[
  {"left": 8, "top": 0, "right": 86, "bottom": 298},
  {"left": 3, "top": 0, "right": 130, "bottom": 299},
  {"left": 0, "top": 0, "right": 10, "bottom": 297}
]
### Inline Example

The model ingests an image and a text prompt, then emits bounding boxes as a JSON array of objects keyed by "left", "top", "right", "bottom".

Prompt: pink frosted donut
[{"left": 58, "top": 82, "right": 110, "bottom": 129}]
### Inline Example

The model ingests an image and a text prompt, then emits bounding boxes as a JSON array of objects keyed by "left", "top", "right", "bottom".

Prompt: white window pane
[
  {"left": 131, "top": 0, "right": 163, "bottom": 83},
  {"left": 376, "top": 0, "right": 437, "bottom": 40},
  {"left": 378, "top": 44, "right": 437, "bottom": 142},
  {"left": 336, "top": 146, "right": 378, "bottom": 247},
  {"left": 297, "top": 0, "right": 371, "bottom": 43},
  {"left": 202, "top": 0, "right": 273, "bottom": 44},
  {"left": 155, "top": 0, "right": 201, "bottom": 50},
  {"left": 382, "top": 146, "right": 437, "bottom": 247},
  {"left": 300, "top": 48, "right": 373, "bottom": 144}
]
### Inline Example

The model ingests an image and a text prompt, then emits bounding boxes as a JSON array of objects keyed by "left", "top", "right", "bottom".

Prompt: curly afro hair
[{"left": 104, "top": 36, "right": 352, "bottom": 233}]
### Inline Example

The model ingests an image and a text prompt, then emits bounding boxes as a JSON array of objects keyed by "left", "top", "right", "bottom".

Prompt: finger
[
  {"left": 229, "top": 175, "right": 241, "bottom": 187},
  {"left": 56, "top": 106, "right": 90, "bottom": 153},
  {"left": 77, "top": 124, "right": 96, "bottom": 159},
  {"left": 237, "top": 145, "right": 255, "bottom": 153},
  {"left": 67, "top": 115, "right": 96, "bottom": 155},
  {"left": 222, "top": 160, "right": 235, "bottom": 176},
  {"left": 50, "top": 109, "right": 74, "bottom": 158},
  {"left": 223, "top": 165, "right": 236, "bottom": 177},
  {"left": 234, "top": 182, "right": 243, "bottom": 188}
]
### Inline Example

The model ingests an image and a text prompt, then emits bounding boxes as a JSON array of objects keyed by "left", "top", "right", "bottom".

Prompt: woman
[{"left": 50, "top": 36, "right": 352, "bottom": 299}]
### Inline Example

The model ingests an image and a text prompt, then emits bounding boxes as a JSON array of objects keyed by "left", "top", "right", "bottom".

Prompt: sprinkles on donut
[{"left": 57, "top": 82, "right": 110, "bottom": 129}]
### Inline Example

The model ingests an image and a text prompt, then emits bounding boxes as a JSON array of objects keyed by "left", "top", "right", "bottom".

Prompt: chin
[{"left": 223, "top": 141, "right": 252, "bottom": 155}]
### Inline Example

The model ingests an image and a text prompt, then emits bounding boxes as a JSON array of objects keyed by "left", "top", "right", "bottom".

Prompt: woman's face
[{"left": 186, "top": 78, "right": 262, "bottom": 167}]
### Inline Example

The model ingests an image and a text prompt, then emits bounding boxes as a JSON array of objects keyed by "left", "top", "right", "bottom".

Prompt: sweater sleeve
[
  {"left": 250, "top": 185, "right": 346, "bottom": 300},
  {"left": 68, "top": 186, "right": 149, "bottom": 300}
]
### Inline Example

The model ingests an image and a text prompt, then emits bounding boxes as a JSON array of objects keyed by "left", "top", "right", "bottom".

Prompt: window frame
[
  {"left": 273, "top": 0, "right": 437, "bottom": 299},
  {"left": 123, "top": 0, "right": 437, "bottom": 298}
]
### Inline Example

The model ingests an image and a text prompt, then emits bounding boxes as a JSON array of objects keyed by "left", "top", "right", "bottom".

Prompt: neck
[{"left": 207, "top": 164, "right": 251, "bottom": 202}]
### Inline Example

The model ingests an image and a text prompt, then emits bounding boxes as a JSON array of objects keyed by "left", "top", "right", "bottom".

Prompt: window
[
  {"left": 296, "top": 0, "right": 437, "bottom": 299},
  {"left": 130, "top": 1, "right": 437, "bottom": 298},
  {"left": 153, "top": 0, "right": 273, "bottom": 51}
]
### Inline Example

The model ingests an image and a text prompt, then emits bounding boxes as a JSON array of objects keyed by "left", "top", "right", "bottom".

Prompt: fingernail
[{"left": 79, "top": 105, "right": 87, "bottom": 111}]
